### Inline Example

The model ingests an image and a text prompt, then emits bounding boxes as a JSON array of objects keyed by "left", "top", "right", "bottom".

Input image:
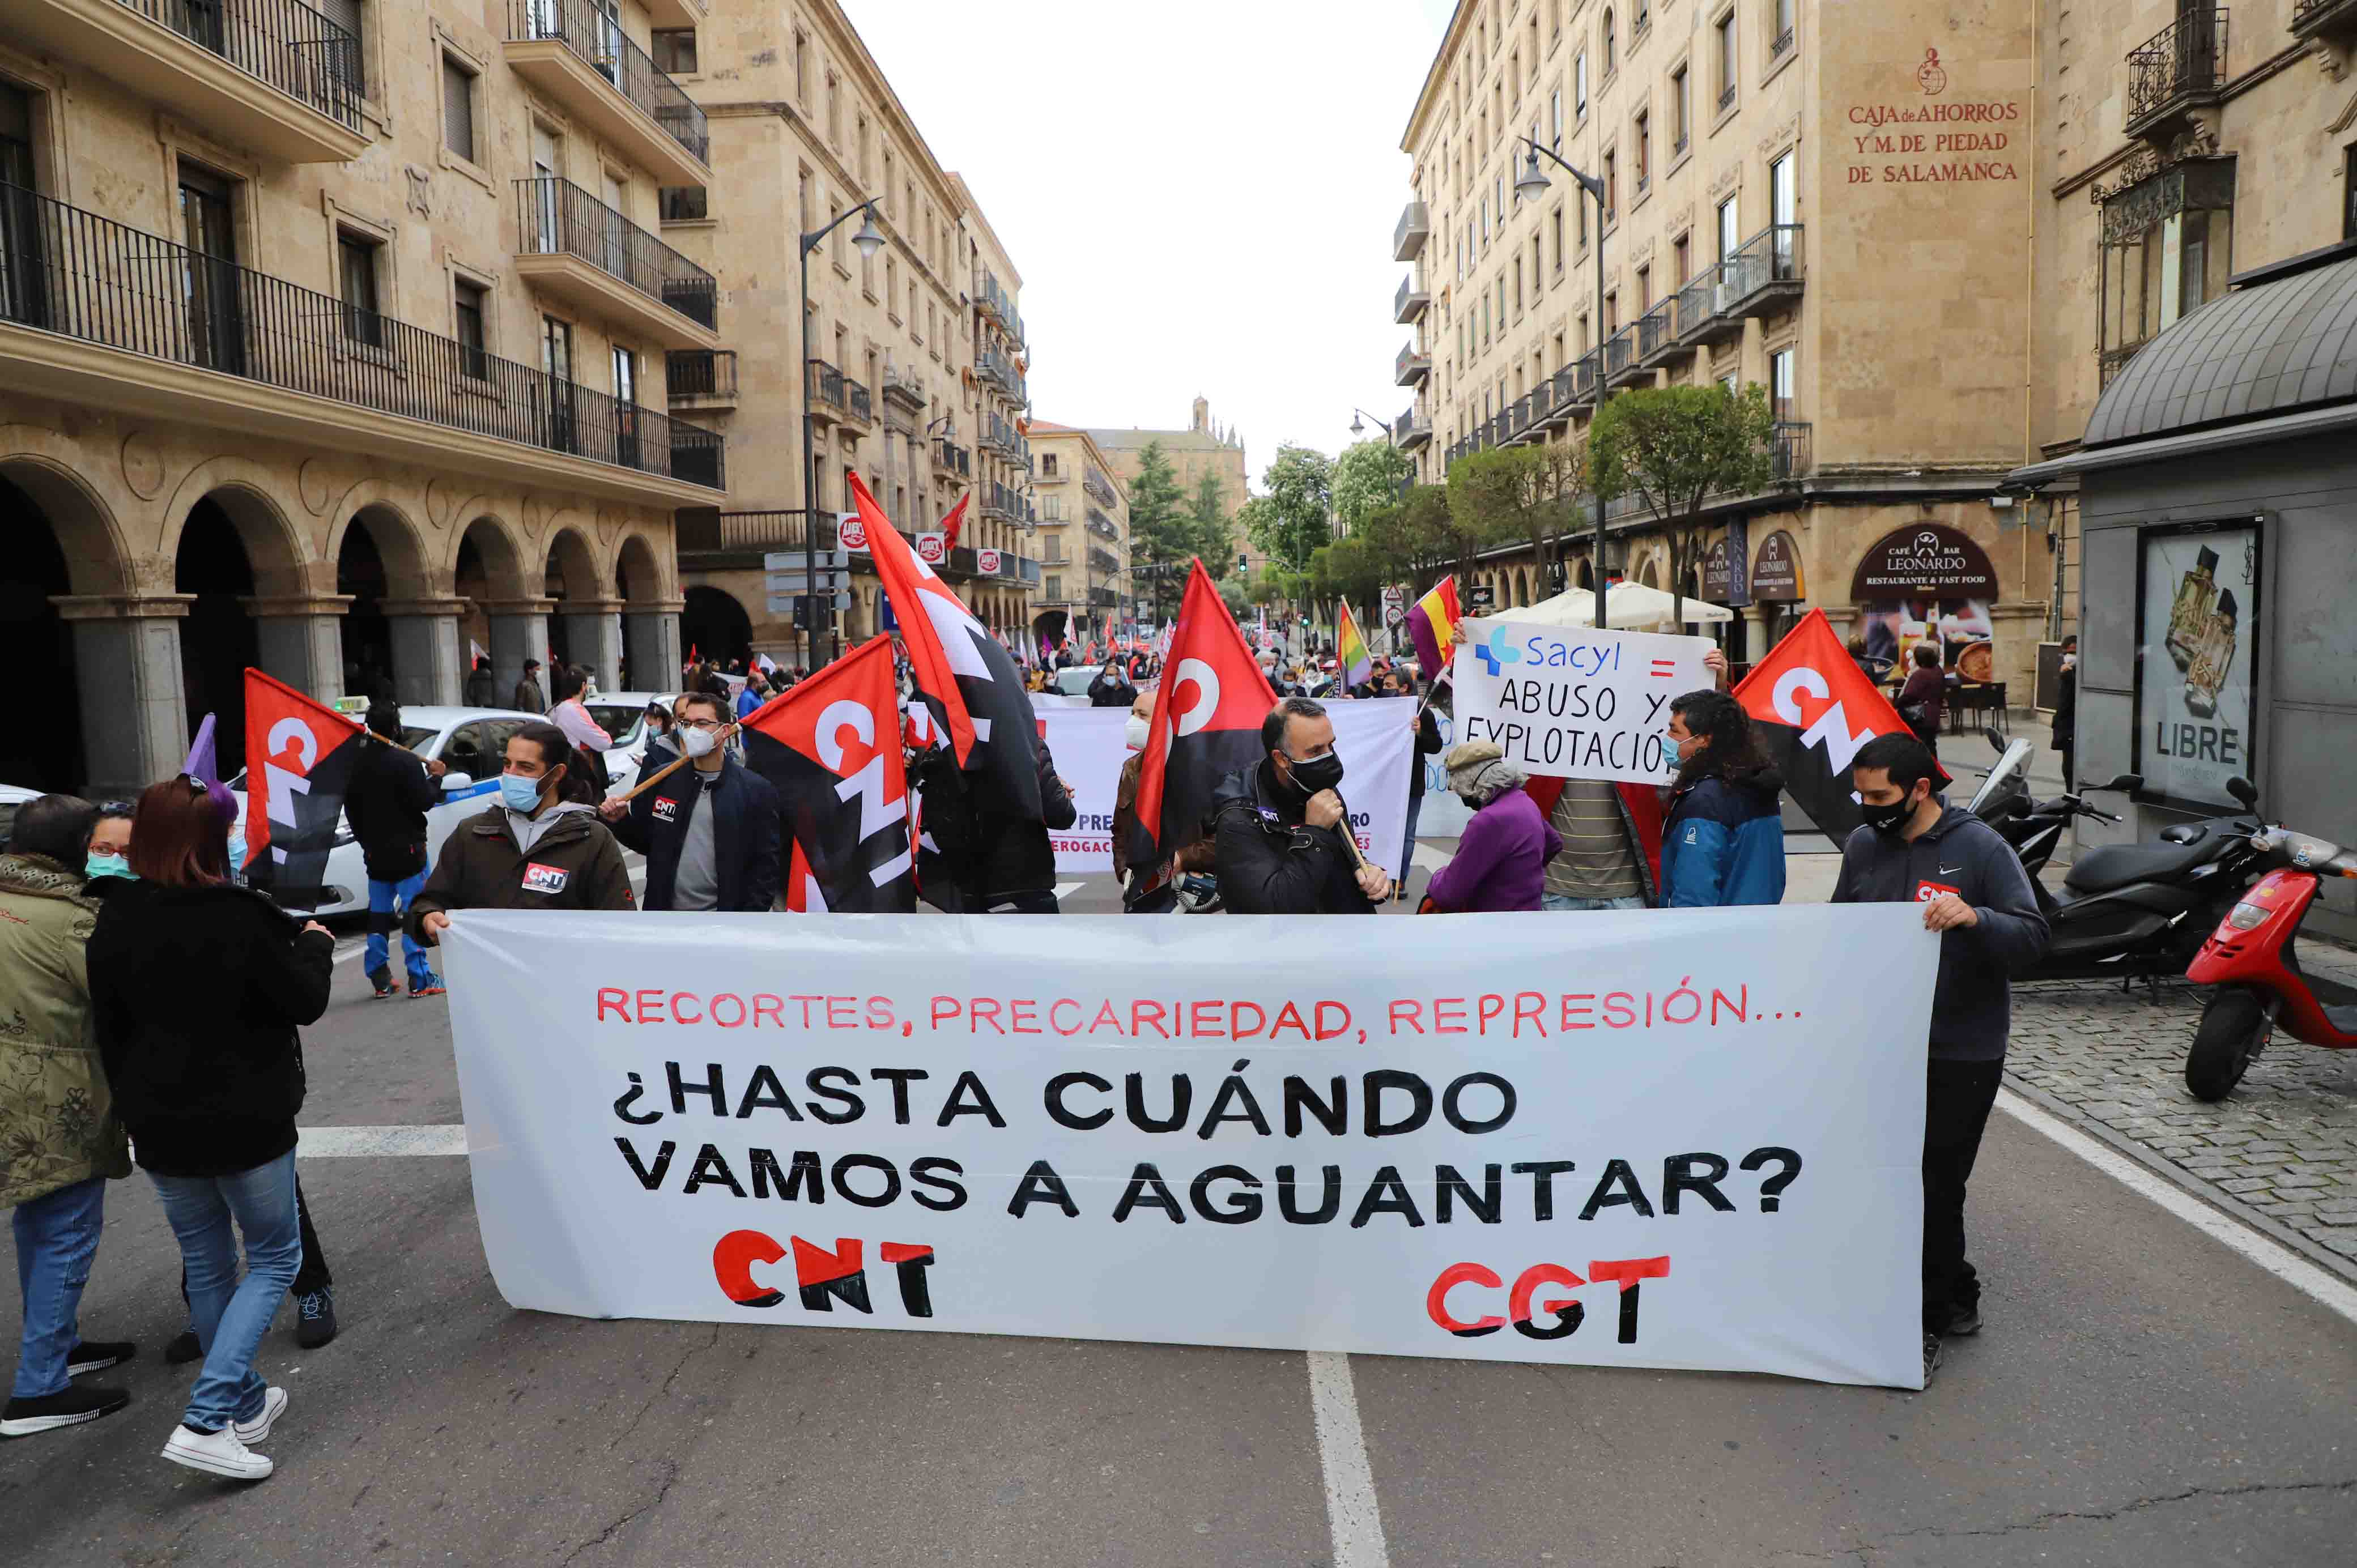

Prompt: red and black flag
[
  {"left": 241, "top": 667, "right": 370, "bottom": 910},
  {"left": 1731, "top": 607, "right": 1945, "bottom": 842},
  {"left": 852, "top": 470, "right": 1043, "bottom": 820},
  {"left": 1126, "top": 558, "right": 1277, "bottom": 874},
  {"left": 739, "top": 636, "right": 915, "bottom": 913}
]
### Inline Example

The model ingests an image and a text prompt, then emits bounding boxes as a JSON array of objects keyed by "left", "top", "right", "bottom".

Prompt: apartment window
[
  {"left": 1577, "top": 312, "right": 1589, "bottom": 352},
  {"left": 337, "top": 231, "right": 381, "bottom": 347},
  {"left": 1514, "top": 257, "right": 1524, "bottom": 314},
  {"left": 1575, "top": 52, "right": 1588, "bottom": 115},
  {"left": 1553, "top": 332, "right": 1566, "bottom": 369},
  {"left": 1636, "top": 264, "right": 1650, "bottom": 310},
  {"left": 1605, "top": 290, "right": 1618, "bottom": 332},
  {"left": 1635, "top": 110, "right": 1650, "bottom": 187},
  {"left": 1771, "top": 0, "right": 1795, "bottom": 56},
  {"left": 542, "top": 316, "right": 573, "bottom": 381},
  {"left": 1673, "top": 235, "right": 1690, "bottom": 286},
  {"left": 318, "top": 0, "right": 366, "bottom": 97},
  {"left": 1720, "top": 372, "right": 1738, "bottom": 395},
  {"left": 827, "top": 75, "right": 841, "bottom": 144},
  {"left": 651, "top": 29, "right": 697, "bottom": 74},
  {"left": 1636, "top": 0, "right": 1651, "bottom": 33},
  {"left": 1672, "top": 67, "right": 1690, "bottom": 151},
  {"left": 660, "top": 187, "right": 706, "bottom": 221},
  {"left": 1550, "top": 207, "right": 1564, "bottom": 272},
  {"left": 1531, "top": 234, "right": 1542, "bottom": 291},
  {"left": 1496, "top": 175, "right": 1505, "bottom": 224},
  {"left": 440, "top": 55, "right": 476, "bottom": 162},
  {"left": 1715, "top": 13, "right": 1737, "bottom": 107},
  {"left": 1510, "top": 52, "right": 1520, "bottom": 103},
  {"left": 1578, "top": 194, "right": 1589, "bottom": 246},
  {"left": 1717, "top": 195, "right": 1740, "bottom": 259},
  {"left": 1045, "top": 575, "right": 1062, "bottom": 601},
  {"left": 1769, "top": 347, "right": 1794, "bottom": 420},
  {"left": 1480, "top": 195, "right": 1488, "bottom": 243},
  {"left": 1551, "top": 88, "right": 1563, "bottom": 148},
  {"left": 794, "top": 32, "right": 809, "bottom": 103},
  {"left": 1041, "top": 454, "right": 1059, "bottom": 476},
  {"left": 857, "top": 116, "right": 870, "bottom": 182},
  {"left": 886, "top": 256, "right": 899, "bottom": 317},
  {"left": 1550, "top": 0, "right": 1562, "bottom": 40},
  {"left": 1771, "top": 149, "right": 1796, "bottom": 228},
  {"left": 1603, "top": 151, "right": 1617, "bottom": 219},
  {"left": 1602, "top": 10, "right": 1616, "bottom": 74},
  {"left": 453, "top": 279, "right": 488, "bottom": 380}
]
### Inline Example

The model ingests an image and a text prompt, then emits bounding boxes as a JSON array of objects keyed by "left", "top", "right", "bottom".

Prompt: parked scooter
[
  {"left": 1965, "top": 729, "right": 2136, "bottom": 884},
  {"left": 2181, "top": 828, "right": 2357, "bottom": 1100}
]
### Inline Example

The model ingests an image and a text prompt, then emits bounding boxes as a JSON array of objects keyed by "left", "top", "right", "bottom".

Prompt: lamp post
[
  {"left": 800, "top": 199, "right": 886, "bottom": 667},
  {"left": 1515, "top": 140, "right": 1610, "bottom": 630},
  {"left": 1348, "top": 407, "right": 1397, "bottom": 446}
]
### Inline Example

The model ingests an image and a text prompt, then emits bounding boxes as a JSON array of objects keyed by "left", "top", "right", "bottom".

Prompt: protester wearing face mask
[
  {"left": 1832, "top": 732, "right": 2048, "bottom": 1386},
  {"left": 1112, "top": 691, "right": 1216, "bottom": 913},
  {"left": 84, "top": 804, "right": 135, "bottom": 883},
  {"left": 1210, "top": 697, "right": 1391, "bottom": 913},
  {"left": 1658, "top": 690, "right": 1788, "bottom": 908},
  {"left": 1422, "top": 741, "right": 1561, "bottom": 913},
  {"left": 599, "top": 693, "right": 780, "bottom": 913},
  {"left": 409, "top": 722, "right": 635, "bottom": 946}
]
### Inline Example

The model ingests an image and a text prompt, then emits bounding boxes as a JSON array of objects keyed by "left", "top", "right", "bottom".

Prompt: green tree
[
  {"left": 1249, "top": 445, "right": 1335, "bottom": 575},
  {"left": 1448, "top": 445, "right": 1582, "bottom": 603},
  {"left": 1123, "top": 441, "right": 1192, "bottom": 623},
  {"left": 1189, "top": 472, "right": 1235, "bottom": 579},
  {"left": 1587, "top": 382, "right": 1777, "bottom": 625},
  {"left": 1330, "top": 439, "right": 1413, "bottom": 532}
]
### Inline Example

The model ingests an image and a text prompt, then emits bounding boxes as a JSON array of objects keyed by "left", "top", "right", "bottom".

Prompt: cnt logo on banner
[{"left": 444, "top": 905, "right": 1938, "bottom": 1388}]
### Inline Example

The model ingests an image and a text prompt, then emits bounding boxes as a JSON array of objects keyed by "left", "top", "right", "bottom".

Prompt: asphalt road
[{"left": 5, "top": 869, "right": 2355, "bottom": 1567}]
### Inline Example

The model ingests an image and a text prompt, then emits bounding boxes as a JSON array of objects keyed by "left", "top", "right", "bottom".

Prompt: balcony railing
[
  {"left": 1396, "top": 341, "right": 1431, "bottom": 385},
  {"left": 1083, "top": 466, "right": 1117, "bottom": 506},
  {"left": 806, "top": 359, "right": 846, "bottom": 415},
  {"left": 1601, "top": 324, "right": 1638, "bottom": 384},
  {"left": 978, "top": 347, "right": 1027, "bottom": 402},
  {"left": 680, "top": 510, "right": 840, "bottom": 554},
  {"left": 1673, "top": 132, "right": 1690, "bottom": 160},
  {"left": 116, "top": 0, "right": 364, "bottom": 132},
  {"left": 974, "top": 268, "right": 1015, "bottom": 326},
  {"left": 1395, "top": 408, "right": 1432, "bottom": 448},
  {"left": 844, "top": 378, "right": 873, "bottom": 425},
  {"left": 1086, "top": 506, "right": 1118, "bottom": 540},
  {"left": 2126, "top": 10, "right": 2227, "bottom": 135},
  {"left": 514, "top": 176, "right": 717, "bottom": 330},
  {"left": 1395, "top": 274, "right": 1430, "bottom": 323},
  {"left": 2098, "top": 343, "right": 2146, "bottom": 389},
  {"left": 1635, "top": 300, "right": 1677, "bottom": 364},
  {"left": 1675, "top": 224, "right": 1805, "bottom": 344},
  {"left": 506, "top": 0, "right": 708, "bottom": 166},
  {"left": 1771, "top": 420, "right": 1812, "bottom": 480},
  {"left": 2292, "top": 0, "right": 2357, "bottom": 41},
  {"left": 934, "top": 438, "right": 971, "bottom": 476},
  {"left": 0, "top": 179, "right": 720, "bottom": 488},
  {"left": 1770, "top": 26, "right": 1796, "bottom": 62},
  {"left": 1717, "top": 82, "right": 1737, "bottom": 113},
  {"left": 665, "top": 347, "right": 734, "bottom": 399},
  {"left": 1089, "top": 586, "right": 1121, "bottom": 610},
  {"left": 1394, "top": 199, "right": 1430, "bottom": 262}
]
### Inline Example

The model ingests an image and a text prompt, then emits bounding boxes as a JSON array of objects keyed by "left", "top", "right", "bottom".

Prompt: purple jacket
[{"left": 1425, "top": 787, "right": 1562, "bottom": 912}]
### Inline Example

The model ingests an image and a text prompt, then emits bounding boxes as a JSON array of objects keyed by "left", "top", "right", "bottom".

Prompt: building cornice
[
  {"left": 2049, "top": 39, "right": 2320, "bottom": 200},
  {"left": 1402, "top": 1, "right": 1473, "bottom": 154}
]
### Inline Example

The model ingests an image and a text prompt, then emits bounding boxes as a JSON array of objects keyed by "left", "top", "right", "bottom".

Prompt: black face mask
[
  {"left": 1861, "top": 790, "right": 1917, "bottom": 838},
  {"left": 1284, "top": 751, "right": 1346, "bottom": 798}
]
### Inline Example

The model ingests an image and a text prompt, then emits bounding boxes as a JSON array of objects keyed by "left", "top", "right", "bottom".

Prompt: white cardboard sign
[
  {"left": 444, "top": 905, "right": 1935, "bottom": 1387},
  {"left": 1452, "top": 619, "right": 1716, "bottom": 783}
]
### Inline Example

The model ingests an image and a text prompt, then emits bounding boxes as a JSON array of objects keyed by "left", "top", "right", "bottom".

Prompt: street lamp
[
  {"left": 1514, "top": 139, "right": 1611, "bottom": 630},
  {"left": 1348, "top": 407, "right": 1397, "bottom": 446},
  {"left": 799, "top": 199, "right": 886, "bottom": 667}
]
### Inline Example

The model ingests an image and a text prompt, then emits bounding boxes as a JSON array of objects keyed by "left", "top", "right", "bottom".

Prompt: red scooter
[{"left": 2182, "top": 828, "right": 2357, "bottom": 1101}]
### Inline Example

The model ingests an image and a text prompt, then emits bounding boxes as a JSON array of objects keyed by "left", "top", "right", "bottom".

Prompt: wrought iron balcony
[
  {"left": 805, "top": 359, "right": 846, "bottom": 421},
  {"left": 1675, "top": 224, "right": 1805, "bottom": 347},
  {"left": 2292, "top": 0, "right": 2357, "bottom": 45},
  {"left": 1083, "top": 466, "right": 1117, "bottom": 507},
  {"left": 1770, "top": 25, "right": 1796, "bottom": 62},
  {"left": 1396, "top": 341, "right": 1431, "bottom": 385},
  {"left": 1088, "top": 547, "right": 1122, "bottom": 576},
  {"left": 1086, "top": 507, "right": 1119, "bottom": 540},
  {"left": 933, "top": 438, "right": 970, "bottom": 476},
  {"left": 2098, "top": 343, "right": 2146, "bottom": 390},
  {"left": 1395, "top": 274, "right": 1430, "bottom": 323},
  {"left": 1601, "top": 324, "right": 1642, "bottom": 387},
  {"left": 504, "top": 0, "right": 709, "bottom": 182},
  {"left": 1771, "top": 420, "right": 1813, "bottom": 480},
  {"left": 1394, "top": 200, "right": 1430, "bottom": 262},
  {"left": 665, "top": 348, "right": 735, "bottom": 406},
  {"left": 0, "top": 179, "right": 720, "bottom": 493},
  {"left": 1635, "top": 299, "right": 1679, "bottom": 367},
  {"left": 1396, "top": 408, "right": 1432, "bottom": 449},
  {"left": 2125, "top": 10, "right": 2228, "bottom": 140},
  {"left": 974, "top": 268, "right": 1014, "bottom": 326},
  {"left": 978, "top": 347, "right": 1027, "bottom": 402},
  {"left": 843, "top": 377, "right": 873, "bottom": 428},
  {"left": 677, "top": 511, "right": 839, "bottom": 555},
  {"left": 513, "top": 176, "right": 718, "bottom": 346},
  {"left": 1717, "top": 82, "right": 1737, "bottom": 114},
  {"left": 11, "top": 0, "right": 365, "bottom": 162}
]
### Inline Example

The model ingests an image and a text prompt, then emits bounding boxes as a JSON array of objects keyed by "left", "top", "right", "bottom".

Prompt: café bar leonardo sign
[{"left": 1848, "top": 524, "right": 1999, "bottom": 601}]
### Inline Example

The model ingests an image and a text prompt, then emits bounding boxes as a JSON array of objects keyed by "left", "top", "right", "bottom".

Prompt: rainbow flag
[
  {"left": 1405, "top": 577, "right": 1462, "bottom": 678},
  {"left": 1335, "top": 602, "right": 1373, "bottom": 689}
]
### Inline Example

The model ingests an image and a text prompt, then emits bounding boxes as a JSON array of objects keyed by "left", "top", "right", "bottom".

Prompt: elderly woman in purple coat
[{"left": 1422, "top": 742, "right": 1562, "bottom": 913}]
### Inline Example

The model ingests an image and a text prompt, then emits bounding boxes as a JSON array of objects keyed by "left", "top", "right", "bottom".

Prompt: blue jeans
[
  {"left": 11, "top": 1176, "right": 107, "bottom": 1399},
  {"left": 149, "top": 1152, "right": 302, "bottom": 1430},
  {"left": 1542, "top": 893, "right": 1646, "bottom": 912},
  {"left": 367, "top": 869, "right": 435, "bottom": 987}
]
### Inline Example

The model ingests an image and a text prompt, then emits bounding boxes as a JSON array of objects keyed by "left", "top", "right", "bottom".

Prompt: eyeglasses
[{"left": 677, "top": 717, "right": 726, "bottom": 731}]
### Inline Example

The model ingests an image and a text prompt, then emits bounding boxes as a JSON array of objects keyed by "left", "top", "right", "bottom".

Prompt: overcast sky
[{"left": 847, "top": 0, "right": 1460, "bottom": 495}]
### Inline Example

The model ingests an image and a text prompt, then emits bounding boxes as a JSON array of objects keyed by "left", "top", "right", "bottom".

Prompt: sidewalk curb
[{"left": 2001, "top": 1068, "right": 2357, "bottom": 1288}]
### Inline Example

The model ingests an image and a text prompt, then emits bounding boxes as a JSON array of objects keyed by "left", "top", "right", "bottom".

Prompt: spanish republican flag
[
  {"left": 1405, "top": 577, "right": 1462, "bottom": 678},
  {"left": 1335, "top": 602, "right": 1373, "bottom": 689}
]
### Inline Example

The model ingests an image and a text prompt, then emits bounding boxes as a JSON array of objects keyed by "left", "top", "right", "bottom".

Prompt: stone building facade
[
  {"left": 1027, "top": 421, "right": 1130, "bottom": 650},
  {"left": 1086, "top": 397, "right": 1252, "bottom": 579},
  {"left": 662, "top": 2, "right": 1036, "bottom": 671},
  {"left": 0, "top": 0, "right": 722, "bottom": 796},
  {"left": 1394, "top": 0, "right": 2052, "bottom": 692}
]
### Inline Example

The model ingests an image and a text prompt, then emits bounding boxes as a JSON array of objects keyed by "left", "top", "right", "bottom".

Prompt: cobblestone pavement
[{"left": 2007, "top": 965, "right": 2357, "bottom": 1274}]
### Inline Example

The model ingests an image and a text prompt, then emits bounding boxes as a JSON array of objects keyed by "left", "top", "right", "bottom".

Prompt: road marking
[
  {"left": 299, "top": 1124, "right": 469, "bottom": 1157},
  {"left": 333, "top": 940, "right": 367, "bottom": 966},
  {"left": 1997, "top": 1089, "right": 2357, "bottom": 1327},
  {"left": 1306, "top": 1351, "right": 1391, "bottom": 1568},
  {"left": 1053, "top": 881, "right": 1083, "bottom": 903}
]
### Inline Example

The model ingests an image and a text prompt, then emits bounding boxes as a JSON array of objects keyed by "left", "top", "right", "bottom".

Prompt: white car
[
  {"left": 228, "top": 705, "right": 541, "bottom": 918},
  {"left": 0, "top": 782, "right": 41, "bottom": 849},
  {"left": 581, "top": 692, "right": 683, "bottom": 798}
]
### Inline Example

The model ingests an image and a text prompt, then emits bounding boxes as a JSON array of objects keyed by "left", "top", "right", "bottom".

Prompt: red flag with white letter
[
  {"left": 1731, "top": 607, "right": 1945, "bottom": 841},
  {"left": 738, "top": 637, "right": 914, "bottom": 913},
  {"left": 1127, "top": 559, "right": 1278, "bottom": 874},
  {"left": 241, "top": 667, "right": 371, "bottom": 910}
]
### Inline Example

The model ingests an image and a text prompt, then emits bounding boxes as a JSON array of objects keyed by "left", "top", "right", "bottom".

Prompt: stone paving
[{"left": 2006, "top": 969, "right": 2357, "bottom": 1272}]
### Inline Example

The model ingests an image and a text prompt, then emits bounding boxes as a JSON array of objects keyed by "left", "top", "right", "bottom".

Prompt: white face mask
[
  {"left": 1124, "top": 715, "right": 1151, "bottom": 752},
  {"left": 679, "top": 725, "right": 719, "bottom": 760}
]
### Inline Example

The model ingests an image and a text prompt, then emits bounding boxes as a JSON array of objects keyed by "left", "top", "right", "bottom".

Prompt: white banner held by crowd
[
  {"left": 1453, "top": 619, "right": 1714, "bottom": 785},
  {"left": 1036, "top": 697, "right": 1418, "bottom": 879},
  {"left": 444, "top": 905, "right": 1937, "bottom": 1388}
]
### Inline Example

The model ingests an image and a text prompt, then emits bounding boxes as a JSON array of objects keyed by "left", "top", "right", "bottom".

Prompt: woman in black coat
[{"left": 88, "top": 777, "right": 333, "bottom": 1482}]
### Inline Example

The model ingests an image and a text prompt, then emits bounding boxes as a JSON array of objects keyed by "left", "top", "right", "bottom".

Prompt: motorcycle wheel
[{"left": 2185, "top": 986, "right": 2269, "bottom": 1102}]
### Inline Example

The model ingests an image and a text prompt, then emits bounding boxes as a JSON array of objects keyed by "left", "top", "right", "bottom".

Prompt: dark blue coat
[
  {"left": 610, "top": 753, "right": 782, "bottom": 912},
  {"left": 1660, "top": 773, "right": 1787, "bottom": 907}
]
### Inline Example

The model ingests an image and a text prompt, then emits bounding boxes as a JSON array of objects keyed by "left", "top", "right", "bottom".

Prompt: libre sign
[{"left": 444, "top": 905, "right": 1936, "bottom": 1387}]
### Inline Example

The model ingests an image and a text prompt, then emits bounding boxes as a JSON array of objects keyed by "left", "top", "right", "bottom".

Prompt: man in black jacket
[
  {"left": 1087, "top": 659, "right": 1137, "bottom": 709},
  {"left": 599, "top": 692, "right": 782, "bottom": 911},
  {"left": 343, "top": 704, "right": 449, "bottom": 999},
  {"left": 925, "top": 738, "right": 1077, "bottom": 914},
  {"left": 1833, "top": 732, "right": 2049, "bottom": 1386},
  {"left": 1212, "top": 697, "right": 1392, "bottom": 914}
]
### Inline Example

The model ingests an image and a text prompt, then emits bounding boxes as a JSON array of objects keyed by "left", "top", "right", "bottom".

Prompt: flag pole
[{"left": 614, "top": 724, "right": 742, "bottom": 803}]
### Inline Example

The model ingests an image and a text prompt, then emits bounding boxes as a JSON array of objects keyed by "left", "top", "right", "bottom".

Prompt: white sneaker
[
  {"left": 161, "top": 1423, "right": 274, "bottom": 1480},
  {"left": 232, "top": 1386, "right": 288, "bottom": 1445}
]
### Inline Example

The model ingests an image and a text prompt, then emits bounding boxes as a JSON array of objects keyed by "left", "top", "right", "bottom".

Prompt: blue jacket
[{"left": 1660, "top": 772, "right": 1786, "bottom": 907}]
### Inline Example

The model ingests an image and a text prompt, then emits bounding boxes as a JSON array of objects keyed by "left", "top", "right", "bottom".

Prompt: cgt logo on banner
[
  {"left": 1452, "top": 620, "right": 1715, "bottom": 784},
  {"left": 444, "top": 904, "right": 1938, "bottom": 1388}
]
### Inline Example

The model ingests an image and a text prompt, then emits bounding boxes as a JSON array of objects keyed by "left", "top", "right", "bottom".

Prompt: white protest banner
[
  {"left": 1453, "top": 619, "right": 1714, "bottom": 785},
  {"left": 1036, "top": 698, "right": 1418, "bottom": 880},
  {"left": 444, "top": 905, "right": 1935, "bottom": 1388}
]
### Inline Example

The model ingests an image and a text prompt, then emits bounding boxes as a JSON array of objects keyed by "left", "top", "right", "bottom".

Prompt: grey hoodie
[{"left": 1831, "top": 803, "right": 2050, "bottom": 1062}]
